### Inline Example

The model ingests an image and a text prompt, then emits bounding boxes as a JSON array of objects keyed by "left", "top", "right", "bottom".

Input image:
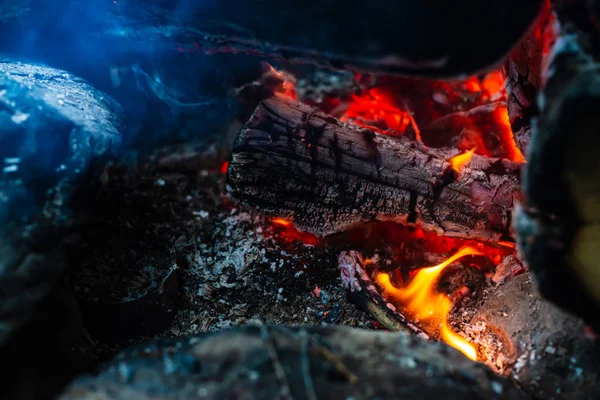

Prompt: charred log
[
  {"left": 515, "top": 24, "right": 600, "bottom": 328},
  {"left": 502, "top": 2, "right": 558, "bottom": 155},
  {"left": 228, "top": 95, "right": 522, "bottom": 241}
]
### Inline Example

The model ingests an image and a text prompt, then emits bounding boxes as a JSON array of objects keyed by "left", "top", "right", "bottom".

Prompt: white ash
[{"left": 165, "top": 203, "right": 373, "bottom": 339}]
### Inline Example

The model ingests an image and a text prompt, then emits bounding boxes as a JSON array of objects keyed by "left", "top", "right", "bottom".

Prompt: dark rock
[
  {"left": 59, "top": 325, "right": 527, "bottom": 399},
  {"left": 0, "top": 59, "right": 124, "bottom": 349},
  {"left": 0, "top": 59, "right": 123, "bottom": 220},
  {"left": 467, "top": 273, "right": 599, "bottom": 399}
]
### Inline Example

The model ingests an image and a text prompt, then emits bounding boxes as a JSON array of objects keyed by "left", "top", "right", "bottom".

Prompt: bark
[
  {"left": 228, "top": 95, "right": 522, "bottom": 241},
  {"left": 59, "top": 325, "right": 527, "bottom": 400}
]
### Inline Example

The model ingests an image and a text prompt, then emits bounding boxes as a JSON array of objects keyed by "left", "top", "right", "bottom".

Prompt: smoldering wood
[
  {"left": 502, "top": 5, "right": 557, "bottom": 156},
  {"left": 228, "top": 95, "right": 522, "bottom": 241},
  {"left": 466, "top": 273, "right": 599, "bottom": 400},
  {"left": 514, "top": 23, "right": 600, "bottom": 329},
  {"left": 336, "top": 250, "right": 598, "bottom": 399},
  {"left": 0, "top": 0, "right": 543, "bottom": 78},
  {"left": 59, "top": 325, "right": 527, "bottom": 400}
]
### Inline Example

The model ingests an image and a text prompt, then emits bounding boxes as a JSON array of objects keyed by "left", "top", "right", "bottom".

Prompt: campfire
[
  {"left": 227, "top": 57, "right": 527, "bottom": 360},
  {"left": 2, "top": 0, "right": 600, "bottom": 399},
  {"left": 224, "top": 0, "right": 595, "bottom": 388}
]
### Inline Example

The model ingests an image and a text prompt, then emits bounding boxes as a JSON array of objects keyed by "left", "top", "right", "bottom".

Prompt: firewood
[
  {"left": 502, "top": 3, "right": 558, "bottom": 155},
  {"left": 227, "top": 95, "right": 522, "bottom": 242},
  {"left": 515, "top": 24, "right": 600, "bottom": 328}
]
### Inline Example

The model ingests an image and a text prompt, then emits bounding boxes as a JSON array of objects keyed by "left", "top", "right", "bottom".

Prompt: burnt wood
[
  {"left": 228, "top": 95, "right": 522, "bottom": 241},
  {"left": 468, "top": 273, "right": 599, "bottom": 400},
  {"left": 515, "top": 21, "right": 600, "bottom": 327},
  {"left": 503, "top": 4, "right": 557, "bottom": 156}
]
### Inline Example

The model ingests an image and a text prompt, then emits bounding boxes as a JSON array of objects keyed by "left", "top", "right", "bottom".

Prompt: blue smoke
[{"left": 0, "top": 0, "right": 251, "bottom": 153}]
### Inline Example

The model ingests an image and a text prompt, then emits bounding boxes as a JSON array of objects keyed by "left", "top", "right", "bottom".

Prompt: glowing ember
[
  {"left": 220, "top": 161, "right": 229, "bottom": 174},
  {"left": 375, "top": 246, "right": 483, "bottom": 360},
  {"left": 262, "top": 62, "right": 296, "bottom": 99},
  {"left": 341, "top": 89, "right": 409, "bottom": 133},
  {"left": 269, "top": 218, "right": 319, "bottom": 246},
  {"left": 494, "top": 106, "right": 526, "bottom": 163},
  {"left": 449, "top": 148, "right": 476, "bottom": 174},
  {"left": 325, "top": 67, "right": 527, "bottom": 163},
  {"left": 481, "top": 71, "right": 505, "bottom": 98}
]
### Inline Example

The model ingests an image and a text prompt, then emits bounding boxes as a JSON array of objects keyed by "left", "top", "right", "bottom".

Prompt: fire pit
[{"left": 1, "top": 0, "right": 599, "bottom": 399}]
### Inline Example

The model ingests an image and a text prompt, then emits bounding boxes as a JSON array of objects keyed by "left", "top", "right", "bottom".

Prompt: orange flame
[
  {"left": 264, "top": 63, "right": 287, "bottom": 81},
  {"left": 272, "top": 218, "right": 292, "bottom": 227},
  {"left": 261, "top": 62, "right": 297, "bottom": 99},
  {"left": 449, "top": 148, "right": 476, "bottom": 174},
  {"left": 375, "top": 246, "right": 482, "bottom": 360},
  {"left": 494, "top": 106, "right": 526, "bottom": 163},
  {"left": 269, "top": 218, "right": 319, "bottom": 246}
]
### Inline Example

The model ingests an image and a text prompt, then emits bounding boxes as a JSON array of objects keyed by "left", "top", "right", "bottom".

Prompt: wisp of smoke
[{"left": 131, "top": 64, "right": 226, "bottom": 115}]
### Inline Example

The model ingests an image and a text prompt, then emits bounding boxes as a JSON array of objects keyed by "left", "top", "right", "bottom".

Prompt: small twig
[
  {"left": 402, "top": 100, "right": 422, "bottom": 144},
  {"left": 260, "top": 326, "right": 294, "bottom": 400},
  {"left": 310, "top": 336, "right": 359, "bottom": 386},
  {"left": 338, "top": 251, "right": 429, "bottom": 339}
]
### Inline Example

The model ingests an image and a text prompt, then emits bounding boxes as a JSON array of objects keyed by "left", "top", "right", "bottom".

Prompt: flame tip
[
  {"left": 449, "top": 148, "right": 476, "bottom": 174},
  {"left": 376, "top": 246, "right": 485, "bottom": 360}
]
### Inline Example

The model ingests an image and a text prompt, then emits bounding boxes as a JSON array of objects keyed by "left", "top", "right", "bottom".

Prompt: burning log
[
  {"left": 59, "top": 325, "right": 527, "bottom": 399},
  {"left": 228, "top": 95, "right": 522, "bottom": 241},
  {"left": 502, "top": 1, "right": 558, "bottom": 155}
]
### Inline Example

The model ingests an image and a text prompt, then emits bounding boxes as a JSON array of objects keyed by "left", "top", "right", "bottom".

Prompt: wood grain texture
[{"left": 228, "top": 95, "right": 522, "bottom": 241}]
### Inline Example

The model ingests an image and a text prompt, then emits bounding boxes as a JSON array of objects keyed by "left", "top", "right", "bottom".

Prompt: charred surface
[
  {"left": 502, "top": 2, "right": 557, "bottom": 155},
  {"left": 515, "top": 20, "right": 600, "bottom": 328},
  {"left": 59, "top": 325, "right": 527, "bottom": 400},
  {"left": 228, "top": 96, "right": 522, "bottom": 241}
]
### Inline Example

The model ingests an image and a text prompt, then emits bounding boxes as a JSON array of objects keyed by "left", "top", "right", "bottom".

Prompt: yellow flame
[
  {"left": 449, "top": 148, "right": 476, "bottom": 174},
  {"left": 272, "top": 218, "right": 292, "bottom": 226},
  {"left": 375, "top": 246, "right": 481, "bottom": 360}
]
